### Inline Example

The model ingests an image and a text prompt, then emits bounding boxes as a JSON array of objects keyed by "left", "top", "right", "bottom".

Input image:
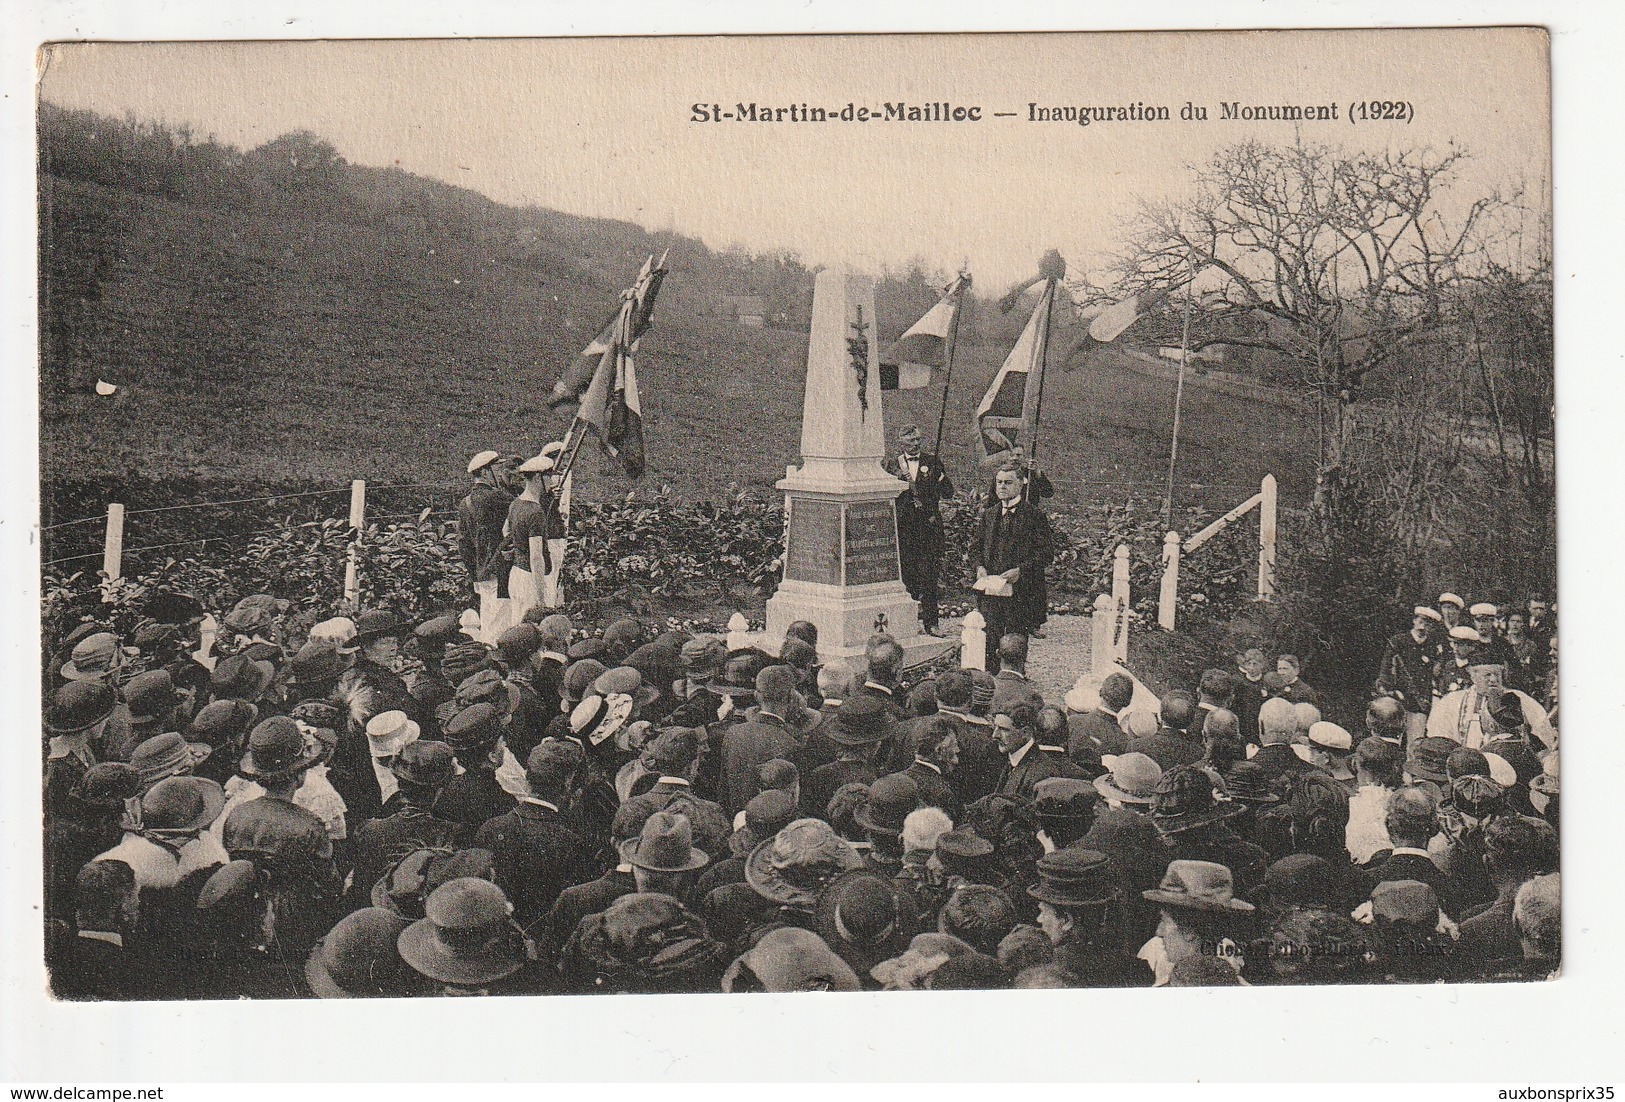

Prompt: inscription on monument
[
  {"left": 844, "top": 499, "right": 900, "bottom": 586},
  {"left": 783, "top": 497, "right": 842, "bottom": 585}
]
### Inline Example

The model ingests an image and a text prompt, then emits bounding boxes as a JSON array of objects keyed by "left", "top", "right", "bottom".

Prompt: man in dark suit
[
  {"left": 990, "top": 634, "right": 1044, "bottom": 715},
  {"left": 48, "top": 859, "right": 139, "bottom": 1000},
  {"left": 995, "top": 701, "right": 1083, "bottom": 801},
  {"left": 902, "top": 714, "right": 962, "bottom": 819},
  {"left": 347, "top": 740, "right": 461, "bottom": 907},
  {"left": 803, "top": 696, "right": 893, "bottom": 817},
  {"left": 910, "top": 670, "right": 1002, "bottom": 807},
  {"left": 616, "top": 728, "right": 731, "bottom": 859},
  {"left": 1247, "top": 697, "right": 1322, "bottom": 786},
  {"left": 475, "top": 741, "right": 592, "bottom": 928},
  {"left": 1067, "top": 671, "right": 1132, "bottom": 764},
  {"left": 1124, "top": 690, "right": 1205, "bottom": 771},
  {"left": 970, "top": 462, "right": 1055, "bottom": 672},
  {"left": 1360, "top": 785, "right": 1457, "bottom": 914},
  {"left": 718, "top": 666, "right": 803, "bottom": 817},
  {"left": 883, "top": 424, "right": 955, "bottom": 635},
  {"left": 858, "top": 637, "right": 907, "bottom": 721}
]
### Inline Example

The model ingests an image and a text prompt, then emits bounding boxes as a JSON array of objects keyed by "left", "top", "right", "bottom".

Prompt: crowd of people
[{"left": 41, "top": 569, "right": 1560, "bottom": 998}]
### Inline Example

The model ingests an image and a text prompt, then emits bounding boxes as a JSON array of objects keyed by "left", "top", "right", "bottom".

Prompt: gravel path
[{"left": 937, "top": 612, "right": 1096, "bottom": 701}]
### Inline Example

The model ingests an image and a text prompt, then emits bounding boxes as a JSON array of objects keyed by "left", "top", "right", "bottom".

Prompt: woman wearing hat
[
  {"left": 1139, "top": 859, "right": 1257, "bottom": 986},
  {"left": 93, "top": 775, "right": 230, "bottom": 895},
  {"left": 45, "top": 763, "right": 142, "bottom": 921},
  {"left": 398, "top": 877, "right": 547, "bottom": 996},
  {"left": 1022, "top": 848, "right": 1145, "bottom": 988},
  {"left": 561, "top": 892, "right": 726, "bottom": 995}
]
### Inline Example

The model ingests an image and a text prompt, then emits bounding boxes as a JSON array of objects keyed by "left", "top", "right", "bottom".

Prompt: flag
[
  {"left": 973, "top": 279, "right": 1054, "bottom": 465},
  {"left": 576, "top": 260, "right": 664, "bottom": 479},
  {"left": 882, "top": 273, "right": 971, "bottom": 389},
  {"left": 1087, "top": 285, "right": 1177, "bottom": 343},
  {"left": 549, "top": 252, "right": 667, "bottom": 410}
]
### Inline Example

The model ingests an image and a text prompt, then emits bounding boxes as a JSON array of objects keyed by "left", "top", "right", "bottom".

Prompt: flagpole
[
  {"left": 556, "top": 416, "right": 589, "bottom": 482},
  {"left": 1028, "top": 278, "right": 1057, "bottom": 466},
  {"left": 1162, "top": 253, "right": 1198, "bottom": 528},
  {"left": 932, "top": 273, "right": 968, "bottom": 460}
]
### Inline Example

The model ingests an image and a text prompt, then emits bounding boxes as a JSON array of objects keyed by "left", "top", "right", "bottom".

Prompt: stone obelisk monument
[{"left": 763, "top": 267, "right": 943, "bottom": 665}]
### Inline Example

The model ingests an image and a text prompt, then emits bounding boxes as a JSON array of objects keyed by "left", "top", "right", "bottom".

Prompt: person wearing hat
[
  {"left": 561, "top": 891, "right": 726, "bottom": 995},
  {"left": 1467, "top": 602, "right": 1518, "bottom": 676},
  {"left": 714, "top": 665, "right": 803, "bottom": 817},
  {"left": 473, "top": 740, "right": 591, "bottom": 926},
  {"left": 802, "top": 695, "right": 893, "bottom": 820},
  {"left": 1376, "top": 605, "right": 1447, "bottom": 741},
  {"left": 937, "top": 882, "right": 1018, "bottom": 957},
  {"left": 617, "top": 809, "right": 711, "bottom": 904},
  {"left": 694, "top": 788, "right": 801, "bottom": 903},
  {"left": 186, "top": 700, "right": 256, "bottom": 787},
  {"left": 994, "top": 701, "right": 1084, "bottom": 802},
  {"left": 94, "top": 774, "right": 230, "bottom": 895},
  {"left": 44, "top": 763, "right": 142, "bottom": 923},
  {"left": 60, "top": 631, "right": 137, "bottom": 688},
  {"left": 44, "top": 681, "right": 116, "bottom": 818},
  {"left": 615, "top": 727, "right": 731, "bottom": 860},
  {"left": 1152, "top": 766, "right": 1268, "bottom": 896},
  {"left": 343, "top": 608, "right": 416, "bottom": 717},
  {"left": 128, "top": 730, "right": 213, "bottom": 793},
  {"left": 1435, "top": 625, "right": 1483, "bottom": 698},
  {"left": 347, "top": 740, "right": 462, "bottom": 906},
  {"left": 303, "top": 906, "right": 415, "bottom": 998},
  {"left": 1093, "top": 751, "right": 1163, "bottom": 812},
  {"left": 894, "top": 805, "right": 954, "bottom": 919},
  {"left": 356, "top": 709, "right": 420, "bottom": 812},
  {"left": 460, "top": 449, "right": 519, "bottom": 644},
  {"left": 398, "top": 876, "right": 541, "bottom": 995},
  {"left": 1304, "top": 721, "right": 1356, "bottom": 786},
  {"left": 113, "top": 668, "right": 186, "bottom": 763},
  {"left": 491, "top": 623, "right": 554, "bottom": 764},
  {"left": 739, "top": 818, "right": 866, "bottom": 942},
  {"left": 881, "top": 423, "right": 954, "bottom": 636},
  {"left": 1427, "top": 657, "right": 1556, "bottom": 752},
  {"left": 1138, "top": 859, "right": 1255, "bottom": 986},
  {"left": 853, "top": 772, "right": 923, "bottom": 875},
  {"left": 502, "top": 452, "right": 563, "bottom": 630},
  {"left": 1437, "top": 591, "right": 1466, "bottom": 630},
  {"left": 1345, "top": 736, "right": 1405, "bottom": 864},
  {"left": 721, "top": 926, "right": 863, "bottom": 992},
  {"left": 666, "top": 637, "right": 728, "bottom": 729},
  {"left": 402, "top": 614, "right": 463, "bottom": 727},
  {"left": 208, "top": 653, "right": 277, "bottom": 713},
  {"left": 1020, "top": 847, "right": 1143, "bottom": 988},
  {"left": 928, "top": 829, "right": 1000, "bottom": 894},
  {"left": 216, "top": 715, "right": 348, "bottom": 856},
  {"left": 1031, "top": 777, "right": 1099, "bottom": 850},
  {"left": 813, "top": 868, "right": 913, "bottom": 986},
  {"left": 46, "top": 859, "right": 142, "bottom": 1000},
  {"left": 1358, "top": 785, "right": 1456, "bottom": 912},
  {"left": 433, "top": 703, "right": 519, "bottom": 841}
]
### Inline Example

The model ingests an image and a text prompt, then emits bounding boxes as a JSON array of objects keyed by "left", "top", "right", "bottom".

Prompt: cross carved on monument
[
  {"left": 873, "top": 611, "right": 889, "bottom": 635},
  {"left": 848, "top": 304, "right": 870, "bottom": 418}
]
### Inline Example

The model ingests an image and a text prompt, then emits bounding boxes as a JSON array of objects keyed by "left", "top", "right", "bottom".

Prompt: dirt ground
[{"left": 938, "top": 612, "right": 1097, "bottom": 701}]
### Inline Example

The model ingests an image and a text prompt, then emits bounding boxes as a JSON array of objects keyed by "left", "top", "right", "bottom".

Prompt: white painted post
[
  {"left": 1111, "top": 544, "right": 1131, "bottom": 662},
  {"left": 102, "top": 503, "right": 125, "bottom": 582},
  {"left": 343, "top": 479, "right": 366, "bottom": 607},
  {"left": 1159, "top": 530, "right": 1181, "bottom": 632},
  {"left": 727, "top": 612, "right": 752, "bottom": 652},
  {"left": 1258, "top": 473, "right": 1277, "bottom": 601},
  {"left": 1091, "top": 593, "right": 1114, "bottom": 678},
  {"left": 959, "top": 609, "right": 986, "bottom": 671}
]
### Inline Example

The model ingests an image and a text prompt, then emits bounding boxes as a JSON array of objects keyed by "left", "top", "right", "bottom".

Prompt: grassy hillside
[{"left": 39, "top": 128, "right": 1317, "bottom": 523}]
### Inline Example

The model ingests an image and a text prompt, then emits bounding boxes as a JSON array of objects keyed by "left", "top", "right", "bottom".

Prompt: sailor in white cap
[
  {"left": 534, "top": 440, "right": 571, "bottom": 609},
  {"left": 1437, "top": 592, "right": 1466, "bottom": 630},
  {"left": 1375, "top": 605, "right": 1446, "bottom": 742},
  {"left": 503, "top": 452, "right": 561, "bottom": 627},
  {"left": 459, "top": 450, "right": 519, "bottom": 643},
  {"left": 1467, "top": 602, "right": 1523, "bottom": 687},
  {"left": 1435, "top": 625, "right": 1482, "bottom": 698}
]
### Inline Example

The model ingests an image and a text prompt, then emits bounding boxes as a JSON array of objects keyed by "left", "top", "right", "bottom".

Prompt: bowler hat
[
  {"left": 390, "top": 739, "right": 458, "bottom": 789},
  {"left": 497, "top": 623, "right": 544, "bottom": 668},
  {"left": 619, "top": 810, "right": 710, "bottom": 873},
  {"left": 814, "top": 870, "right": 908, "bottom": 971},
  {"left": 1027, "top": 847, "right": 1120, "bottom": 907},
  {"left": 397, "top": 877, "right": 526, "bottom": 986},
  {"left": 1260, "top": 853, "right": 1342, "bottom": 910},
  {"left": 140, "top": 775, "right": 227, "bottom": 834},
  {"left": 1093, "top": 752, "right": 1162, "bottom": 805},
  {"left": 186, "top": 699, "right": 259, "bottom": 749},
  {"left": 729, "top": 789, "right": 801, "bottom": 857},
  {"left": 46, "top": 681, "right": 116, "bottom": 734},
  {"left": 352, "top": 610, "right": 406, "bottom": 648},
  {"left": 123, "top": 670, "right": 178, "bottom": 721},
  {"left": 643, "top": 726, "right": 701, "bottom": 774},
  {"left": 744, "top": 818, "right": 865, "bottom": 907},
  {"left": 561, "top": 659, "right": 608, "bottom": 704},
  {"left": 69, "top": 762, "right": 143, "bottom": 813},
  {"left": 289, "top": 640, "right": 348, "bottom": 686},
  {"left": 853, "top": 773, "right": 922, "bottom": 837},
  {"left": 59, "top": 640, "right": 133, "bottom": 682},
  {"left": 305, "top": 907, "right": 412, "bottom": 998},
  {"left": 442, "top": 703, "right": 504, "bottom": 754},
  {"left": 129, "top": 731, "right": 213, "bottom": 787},
  {"left": 934, "top": 828, "right": 995, "bottom": 868},
  {"left": 594, "top": 666, "right": 660, "bottom": 710},
  {"left": 826, "top": 694, "right": 894, "bottom": 746},
  {"left": 1407, "top": 736, "right": 1457, "bottom": 784},
  {"left": 1032, "top": 777, "right": 1098, "bottom": 823},
  {"left": 210, "top": 654, "right": 276, "bottom": 701},
  {"left": 681, "top": 637, "right": 727, "bottom": 677},
  {"left": 1143, "top": 859, "right": 1255, "bottom": 914},
  {"left": 413, "top": 614, "right": 464, "bottom": 648},
  {"left": 1151, "top": 766, "right": 1243, "bottom": 835},
  {"left": 239, "top": 716, "right": 323, "bottom": 780}
]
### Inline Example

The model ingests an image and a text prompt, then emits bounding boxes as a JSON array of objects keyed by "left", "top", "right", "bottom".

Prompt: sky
[{"left": 38, "top": 30, "right": 1549, "bottom": 289}]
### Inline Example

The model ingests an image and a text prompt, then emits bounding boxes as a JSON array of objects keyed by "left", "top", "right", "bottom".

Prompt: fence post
[
  {"left": 1159, "top": 530, "right": 1181, "bottom": 632},
  {"left": 1091, "top": 593, "right": 1114, "bottom": 678},
  {"left": 959, "top": 609, "right": 986, "bottom": 671},
  {"left": 1258, "top": 473, "right": 1277, "bottom": 601},
  {"left": 1111, "top": 544, "right": 1131, "bottom": 663},
  {"left": 102, "top": 503, "right": 125, "bottom": 583},
  {"left": 343, "top": 479, "right": 366, "bottom": 607},
  {"left": 727, "top": 613, "right": 752, "bottom": 652}
]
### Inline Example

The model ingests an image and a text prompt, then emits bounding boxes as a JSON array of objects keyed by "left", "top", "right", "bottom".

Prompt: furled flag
[
  {"left": 549, "top": 253, "right": 668, "bottom": 410},
  {"left": 972, "top": 279, "right": 1055, "bottom": 465},
  {"left": 881, "top": 272, "right": 971, "bottom": 391},
  {"left": 571, "top": 255, "right": 667, "bottom": 478}
]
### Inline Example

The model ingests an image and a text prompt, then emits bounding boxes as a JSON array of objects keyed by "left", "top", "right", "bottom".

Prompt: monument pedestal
[{"left": 757, "top": 266, "right": 949, "bottom": 668}]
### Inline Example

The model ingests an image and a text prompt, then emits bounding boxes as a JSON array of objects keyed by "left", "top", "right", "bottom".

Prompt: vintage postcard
[{"left": 32, "top": 27, "right": 1558, "bottom": 1019}]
